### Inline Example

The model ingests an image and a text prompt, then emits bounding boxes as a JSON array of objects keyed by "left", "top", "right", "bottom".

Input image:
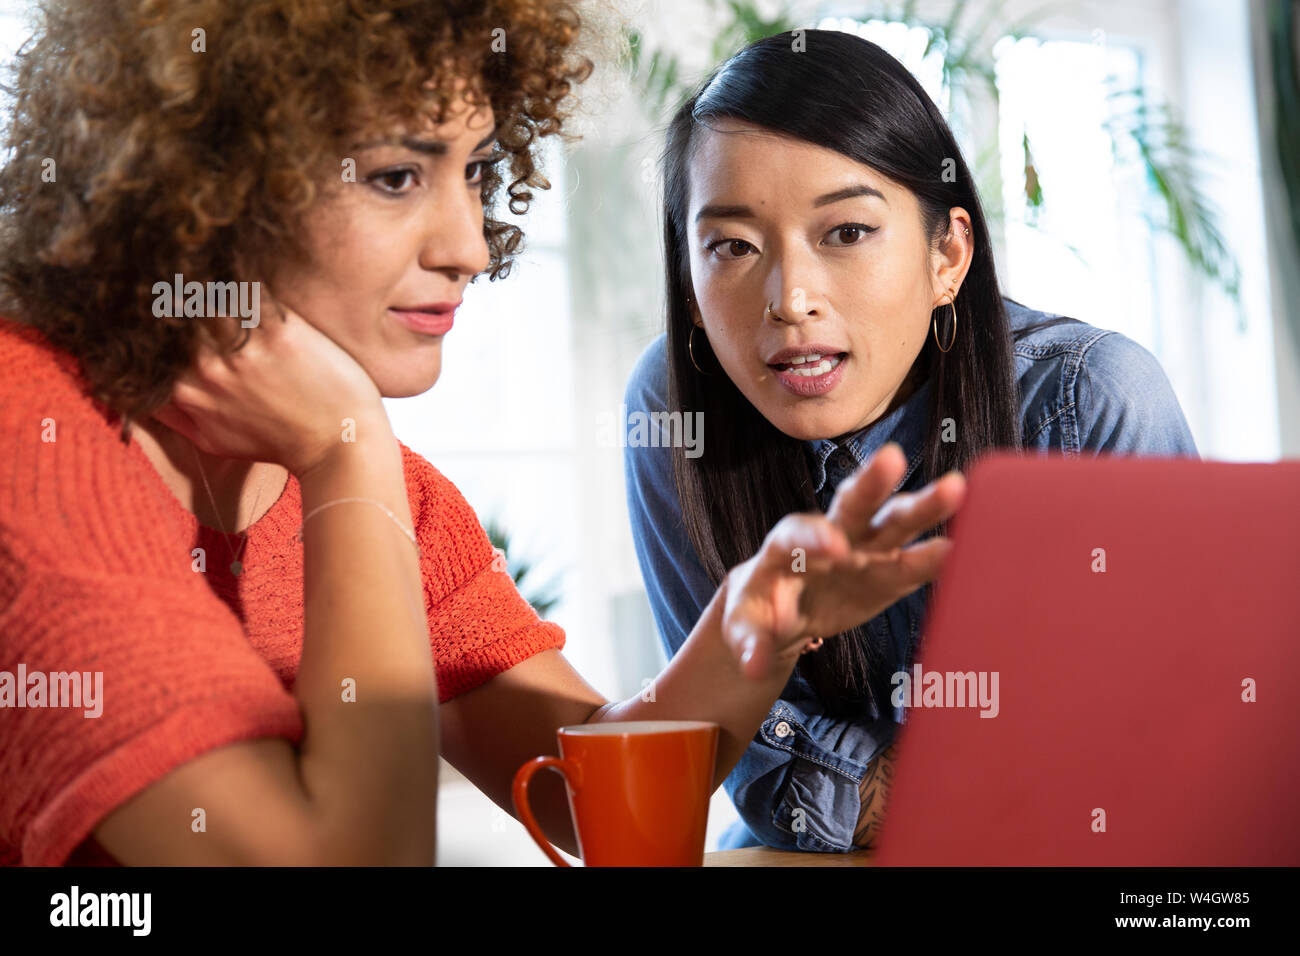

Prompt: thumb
[
  {"left": 148, "top": 402, "right": 203, "bottom": 450},
  {"left": 728, "top": 619, "right": 774, "bottom": 681}
]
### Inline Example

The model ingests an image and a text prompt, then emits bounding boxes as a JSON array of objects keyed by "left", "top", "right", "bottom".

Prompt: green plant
[
  {"left": 625, "top": 0, "right": 1243, "bottom": 312},
  {"left": 481, "top": 516, "right": 563, "bottom": 619},
  {"left": 1102, "top": 87, "right": 1242, "bottom": 315}
]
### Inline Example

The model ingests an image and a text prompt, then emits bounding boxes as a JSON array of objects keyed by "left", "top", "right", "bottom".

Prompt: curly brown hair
[{"left": 0, "top": 0, "right": 595, "bottom": 440}]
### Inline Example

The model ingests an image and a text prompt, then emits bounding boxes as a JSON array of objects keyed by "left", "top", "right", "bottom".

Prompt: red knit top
[{"left": 0, "top": 316, "right": 566, "bottom": 866}]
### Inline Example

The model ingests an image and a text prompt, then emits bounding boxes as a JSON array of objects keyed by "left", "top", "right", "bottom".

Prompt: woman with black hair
[{"left": 624, "top": 28, "right": 1198, "bottom": 852}]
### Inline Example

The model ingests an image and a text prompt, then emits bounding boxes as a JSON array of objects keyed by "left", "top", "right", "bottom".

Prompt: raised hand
[{"left": 721, "top": 442, "right": 966, "bottom": 680}]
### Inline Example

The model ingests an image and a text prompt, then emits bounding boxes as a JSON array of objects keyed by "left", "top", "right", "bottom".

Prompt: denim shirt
[{"left": 621, "top": 297, "right": 1200, "bottom": 852}]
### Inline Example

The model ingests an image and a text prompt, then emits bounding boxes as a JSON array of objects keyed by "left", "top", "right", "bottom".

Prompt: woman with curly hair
[{"left": 0, "top": 2, "right": 963, "bottom": 866}]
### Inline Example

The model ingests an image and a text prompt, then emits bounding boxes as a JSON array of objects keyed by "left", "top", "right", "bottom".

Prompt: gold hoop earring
[
  {"left": 800, "top": 636, "right": 824, "bottom": 655},
  {"left": 933, "top": 294, "right": 958, "bottom": 353},
  {"left": 688, "top": 325, "right": 712, "bottom": 375}
]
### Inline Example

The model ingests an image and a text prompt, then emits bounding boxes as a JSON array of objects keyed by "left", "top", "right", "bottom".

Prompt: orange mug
[{"left": 512, "top": 720, "right": 719, "bottom": 867}]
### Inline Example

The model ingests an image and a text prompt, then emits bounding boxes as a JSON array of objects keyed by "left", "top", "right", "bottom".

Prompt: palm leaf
[{"left": 1103, "top": 86, "right": 1242, "bottom": 317}]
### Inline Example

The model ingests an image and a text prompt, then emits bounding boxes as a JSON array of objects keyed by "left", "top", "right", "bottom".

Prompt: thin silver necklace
[{"left": 192, "top": 445, "right": 269, "bottom": 577}]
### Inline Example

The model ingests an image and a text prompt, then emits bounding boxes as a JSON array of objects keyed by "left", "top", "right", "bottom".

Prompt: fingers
[
  {"left": 726, "top": 513, "right": 858, "bottom": 680},
  {"left": 149, "top": 400, "right": 203, "bottom": 449},
  {"left": 157, "top": 365, "right": 219, "bottom": 449},
  {"left": 825, "top": 442, "right": 908, "bottom": 541},
  {"left": 863, "top": 535, "right": 954, "bottom": 599},
  {"left": 724, "top": 451, "right": 966, "bottom": 683},
  {"left": 864, "top": 471, "right": 966, "bottom": 552},
  {"left": 754, "top": 511, "right": 852, "bottom": 575}
]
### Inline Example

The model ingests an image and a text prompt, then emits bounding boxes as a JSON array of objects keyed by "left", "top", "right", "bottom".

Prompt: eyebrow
[
  {"left": 694, "top": 183, "right": 888, "bottom": 223},
  {"left": 813, "top": 184, "right": 888, "bottom": 208},
  {"left": 351, "top": 127, "right": 500, "bottom": 155}
]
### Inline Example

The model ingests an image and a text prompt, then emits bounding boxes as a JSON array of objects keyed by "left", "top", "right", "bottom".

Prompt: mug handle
[{"left": 512, "top": 756, "right": 581, "bottom": 867}]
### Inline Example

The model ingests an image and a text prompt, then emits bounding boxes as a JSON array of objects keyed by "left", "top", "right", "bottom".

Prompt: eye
[
  {"left": 466, "top": 151, "right": 505, "bottom": 187},
  {"left": 367, "top": 167, "right": 419, "bottom": 196},
  {"left": 705, "top": 237, "right": 757, "bottom": 260},
  {"left": 823, "top": 223, "right": 878, "bottom": 246}
]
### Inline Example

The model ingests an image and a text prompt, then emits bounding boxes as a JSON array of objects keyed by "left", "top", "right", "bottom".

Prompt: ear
[
  {"left": 930, "top": 208, "right": 974, "bottom": 307},
  {"left": 686, "top": 293, "right": 704, "bottom": 328}
]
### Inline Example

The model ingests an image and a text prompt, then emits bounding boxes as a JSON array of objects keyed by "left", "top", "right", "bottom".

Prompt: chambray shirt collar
[{"left": 805, "top": 377, "right": 932, "bottom": 497}]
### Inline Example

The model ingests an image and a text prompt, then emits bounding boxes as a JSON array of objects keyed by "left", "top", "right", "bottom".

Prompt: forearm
[
  {"left": 852, "top": 742, "right": 897, "bottom": 849},
  {"left": 592, "top": 578, "right": 795, "bottom": 791},
  {"left": 293, "top": 426, "right": 439, "bottom": 865}
]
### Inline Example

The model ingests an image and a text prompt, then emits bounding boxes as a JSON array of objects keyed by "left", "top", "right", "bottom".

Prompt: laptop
[{"left": 872, "top": 453, "right": 1300, "bottom": 866}]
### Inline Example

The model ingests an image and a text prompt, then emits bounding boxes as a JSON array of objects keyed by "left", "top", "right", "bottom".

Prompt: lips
[
  {"left": 392, "top": 301, "right": 461, "bottom": 315},
  {"left": 765, "top": 343, "right": 849, "bottom": 370},
  {"left": 769, "top": 351, "right": 848, "bottom": 396},
  {"left": 389, "top": 301, "right": 459, "bottom": 336}
]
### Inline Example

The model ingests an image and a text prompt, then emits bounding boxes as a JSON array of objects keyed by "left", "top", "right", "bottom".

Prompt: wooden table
[{"left": 704, "top": 846, "right": 873, "bottom": 867}]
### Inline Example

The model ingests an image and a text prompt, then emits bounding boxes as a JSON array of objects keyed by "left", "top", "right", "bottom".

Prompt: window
[
  {"left": 818, "top": 5, "right": 1279, "bottom": 459},
  {"left": 993, "top": 35, "right": 1160, "bottom": 348}
]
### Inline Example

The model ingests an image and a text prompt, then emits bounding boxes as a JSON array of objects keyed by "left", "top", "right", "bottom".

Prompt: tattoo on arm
[{"left": 853, "top": 743, "right": 897, "bottom": 849}]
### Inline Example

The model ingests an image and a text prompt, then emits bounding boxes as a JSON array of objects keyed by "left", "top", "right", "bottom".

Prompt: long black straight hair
[{"left": 661, "top": 29, "right": 1029, "bottom": 718}]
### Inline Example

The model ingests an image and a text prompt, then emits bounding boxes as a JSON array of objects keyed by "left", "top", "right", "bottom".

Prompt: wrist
[
  {"left": 294, "top": 420, "right": 397, "bottom": 483},
  {"left": 295, "top": 436, "right": 416, "bottom": 561}
]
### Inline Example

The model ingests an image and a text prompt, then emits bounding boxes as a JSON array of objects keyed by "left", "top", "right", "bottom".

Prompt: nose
[
  {"left": 420, "top": 180, "right": 492, "bottom": 281},
  {"left": 765, "top": 248, "right": 827, "bottom": 322}
]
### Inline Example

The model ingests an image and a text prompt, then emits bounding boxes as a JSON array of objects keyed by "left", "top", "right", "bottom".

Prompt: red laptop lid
[{"left": 873, "top": 453, "right": 1300, "bottom": 866}]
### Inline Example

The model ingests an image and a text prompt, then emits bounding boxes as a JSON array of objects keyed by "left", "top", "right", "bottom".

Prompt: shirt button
[
  {"left": 827, "top": 449, "right": 855, "bottom": 481},
  {"left": 774, "top": 720, "right": 792, "bottom": 738}
]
